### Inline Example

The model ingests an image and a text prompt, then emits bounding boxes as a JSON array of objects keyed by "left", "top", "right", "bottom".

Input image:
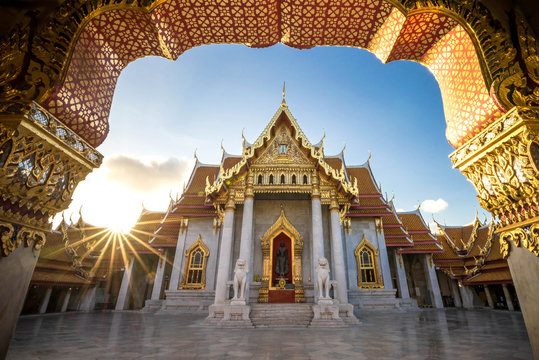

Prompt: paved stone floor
[{"left": 7, "top": 309, "right": 532, "bottom": 359}]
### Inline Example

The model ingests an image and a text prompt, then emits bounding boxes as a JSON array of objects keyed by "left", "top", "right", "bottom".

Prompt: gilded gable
[{"left": 253, "top": 126, "right": 312, "bottom": 166}]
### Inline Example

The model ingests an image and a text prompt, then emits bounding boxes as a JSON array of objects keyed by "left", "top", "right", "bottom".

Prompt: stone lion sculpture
[
  {"left": 232, "top": 258, "right": 248, "bottom": 300},
  {"left": 316, "top": 256, "right": 331, "bottom": 299}
]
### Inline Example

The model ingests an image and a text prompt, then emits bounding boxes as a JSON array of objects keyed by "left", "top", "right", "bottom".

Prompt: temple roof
[
  {"left": 382, "top": 200, "right": 413, "bottom": 247},
  {"left": 432, "top": 219, "right": 512, "bottom": 285},
  {"left": 396, "top": 209, "right": 443, "bottom": 254},
  {"left": 205, "top": 103, "right": 360, "bottom": 199}
]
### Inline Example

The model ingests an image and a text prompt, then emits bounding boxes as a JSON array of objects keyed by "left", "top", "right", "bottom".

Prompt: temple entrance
[
  {"left": 269, "top": 232, "right": 295, "bottom": 303},
  {"left": 258, "top": 209, "right": 305, "bottom": 303}
]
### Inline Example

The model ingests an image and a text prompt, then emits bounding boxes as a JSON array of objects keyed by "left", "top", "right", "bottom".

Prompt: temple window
[
  {"left": 279, "top": 144, "right": 287, "bottom": 154},
  {"left": 179, "top": 236, "right": 209, "bottom": 290},
  {"left": 292, "top": 174, "right": 296, "bottom": 184},
  {"left": 303, "top": 175, "right": 308, "bottom": 185},
  {"left": 359, "top": 248, "right": 376, "bottom": 283},
  {"left": 269, "top": 174, "right": 274, "bottom": 184},
  {"left": 258, "top": 174, "right": 263, "bottom": 185},
  {"left": 281, "top": 174, "right": 285, "bottom": 184},
  {"left": 354, "top": 235, "right": 383, "bottom": 289}
]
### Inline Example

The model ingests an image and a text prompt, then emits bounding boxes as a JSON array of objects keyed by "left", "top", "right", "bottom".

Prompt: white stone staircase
[{"left": 250, "top": 303, "right": 314, "bottom": 328}]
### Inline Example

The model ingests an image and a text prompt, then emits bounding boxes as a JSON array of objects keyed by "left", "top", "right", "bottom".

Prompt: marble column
[
  {"left": 39, "top": 286, "right": 53, "bottom": 314},
  {"left": 214, "top": 190, "right": 236, "bottom": 304},
  {"left": 502, "top": 284, "right": 515, "bottom": 311},
  {"left": 60, "top": 288, "right": 72, "bottom": 313},
  {"left": 329, "top": 192, "right": 347, "bottom": 303},
  {"left": 80, "top": 286, "right": 97, "bottom": 312},
  {"left": 0, "top": 242, "right": 42, "bottom": 359},
  {"left": 151, "top": 249, "right": 168, "bottom": 300},
  {"left": 449, "top": 279, "right": 462, "bottom": 308},
  {"left": 168, "top": 220, "right": 189, "bottom": 291},
  {"left": 458, "top": 281, "right": 475, "bottom": 309},
  {"left": 115, "top": 256, "right": 135, "bottom": 310},
  {"left": 238, "top": 174, "right": 254, "bottom": 302},
  {"left": 376, "top": 219, "right": 394, "bottom": 290},
  {"left": 484, "top": 285, "right": 495, "bottom": 309},
  {"left": 394, "top": 253, "right": 410, "bottom": 299},
  {"left": 423, "top": 254, "right": 443, "bottom": 308},
  {"left": 311, "top": 172, "right": 325, "bottom": 297}
]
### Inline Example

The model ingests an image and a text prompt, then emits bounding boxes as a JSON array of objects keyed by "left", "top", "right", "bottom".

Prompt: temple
[{"left": 20, "top": 100, "right": 520, "bottom": 326}]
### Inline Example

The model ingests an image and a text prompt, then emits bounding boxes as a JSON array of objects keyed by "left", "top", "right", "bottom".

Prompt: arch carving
[
  {"left": 258, "top": 208, "right": 304, "bottom": 303},
  {"left": 0, "top": 0, "right": 537, "bottom": 147}
]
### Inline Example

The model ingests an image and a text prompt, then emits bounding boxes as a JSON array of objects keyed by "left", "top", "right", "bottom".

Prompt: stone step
[{"left": 250, "top": 304, "right": 314, "bottom": 328}]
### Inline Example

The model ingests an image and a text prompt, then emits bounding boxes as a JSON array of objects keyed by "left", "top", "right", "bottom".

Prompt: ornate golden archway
[
  {"left": 1, "top": 0, "right": 538, "bottom": 149},
  {"left": 258, "top": 208, "right": 304, "bottom": 303}
]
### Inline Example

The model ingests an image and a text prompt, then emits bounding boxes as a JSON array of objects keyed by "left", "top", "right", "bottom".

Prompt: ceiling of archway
[{"left": 43, "top": 0, "right": 503, "bottom": 148}]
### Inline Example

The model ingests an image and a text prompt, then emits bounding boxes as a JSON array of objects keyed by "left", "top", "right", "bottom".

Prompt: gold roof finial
[
  {"left": 193, "top": 148, "right": 198, "bottom": 162},
  {"left": 281, "top": 81, "right": 286, "bottom": 106}
]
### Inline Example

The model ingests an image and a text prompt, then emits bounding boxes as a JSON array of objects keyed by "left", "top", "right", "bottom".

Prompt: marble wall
[{"left": 179, "top": 217, "right": 220, "bottom": 292}]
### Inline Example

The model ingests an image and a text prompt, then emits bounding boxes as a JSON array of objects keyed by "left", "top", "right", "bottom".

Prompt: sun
[{"left": 106, "top": 217, "right": 136, "bottom": 233}]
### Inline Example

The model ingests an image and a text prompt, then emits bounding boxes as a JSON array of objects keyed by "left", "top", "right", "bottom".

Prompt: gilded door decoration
[
  {"left": 258, "top": 208, "right": 304, "bottom": 303},
  {"left": 354, "top": 235, "right": 384, "bottom": 289}
]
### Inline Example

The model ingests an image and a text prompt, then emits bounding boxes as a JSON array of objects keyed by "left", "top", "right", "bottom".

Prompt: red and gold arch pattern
[{"left": 43, "top": 0, "right": 503, "bottom": 148}]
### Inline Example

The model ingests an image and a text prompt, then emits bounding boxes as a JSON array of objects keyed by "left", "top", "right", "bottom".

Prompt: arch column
[
  {"left": 394, "top": 253, "right": 410, "bottom": 299},
  {"left": 151, "top": 249, "right": 168, "bottom": 300},
  {"left": 238, "top": 174, "right": 254, "bottom": 302},
  {"left": 168, "top": 220, "right": 188, "bottom": 291},
  {"left": 115, "top": 255, "right": 135, "bottom": 310},
  {"left": 329, "top": 191, "right": 347, "bottom": 303},
  {"left": 39, "top": 286, "right": 53, "bottom": 314},
  {"left": 502, "top": 284, "right": 514, "bottom": 311},
  {"left": 311, "top": 171, "right": 325, "bottom": 299},
  {"left": 484, "top": 285, "right": 495, "bottom": 309},
  {"left": 214, "top": 190, "right": 236, "bottom": 304}
]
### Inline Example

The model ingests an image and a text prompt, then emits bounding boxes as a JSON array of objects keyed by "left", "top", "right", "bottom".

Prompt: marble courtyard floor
[{"left": 7, "top": 309, "right": 532, "bottom": 360}]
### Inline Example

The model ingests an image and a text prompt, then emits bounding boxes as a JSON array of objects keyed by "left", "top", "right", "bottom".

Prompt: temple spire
[{"left": 281, "top": 81, "right": 286, "bottom": 106}]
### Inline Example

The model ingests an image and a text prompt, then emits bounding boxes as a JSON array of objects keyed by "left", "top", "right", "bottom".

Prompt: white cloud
[
  {"left": 421, "top": 198, "right": 448, "bottom": 213},
  {"left": 54, "top": 155, "right": 193, "bottom": 232},
  {"left": 396, "top": 208, "right": 405, "bottom": 212},
  {"left": 104, "top": 155, "right": 192, "bottom": 192}
]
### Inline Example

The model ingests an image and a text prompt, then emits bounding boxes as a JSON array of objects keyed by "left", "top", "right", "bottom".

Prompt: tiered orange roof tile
[
  {"left": 397, "top": 209, "right": 443, "bottom": 254},
  {"left": 433, "top": 220, "right": 512, "bottom": 285},
  {"left": 382, "top": 201, "right": 413, "bottom": 248}
]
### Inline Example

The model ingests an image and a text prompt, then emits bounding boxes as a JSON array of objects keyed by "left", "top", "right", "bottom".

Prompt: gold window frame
[
  {"left": 354, "top": 234, "right": 384, "bottom": 289},
  {"left": 179, "top": 235, "right": 210, "bottom": 290}
]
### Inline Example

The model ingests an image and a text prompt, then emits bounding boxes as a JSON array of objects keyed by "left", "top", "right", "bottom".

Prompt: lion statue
[
  {"left": 232, "top": 258, "right": 248, "bottom": 300},
  {"left": 316, "top": 256, "right": 331, "bottom": 299}
]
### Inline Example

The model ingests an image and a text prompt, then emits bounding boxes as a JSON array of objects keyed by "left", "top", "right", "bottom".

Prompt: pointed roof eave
[
  {"left": 347, "top": 156, "right": 383, "bottom": 196},
  {"left": 313, "top": 130, "right": 325, "bottom": 151},
  {"left": 398, "top": 208, "right": 439, "bottom": 240},
  {"left": 183, "top": 154, "right": 219, "bottom": 189}
]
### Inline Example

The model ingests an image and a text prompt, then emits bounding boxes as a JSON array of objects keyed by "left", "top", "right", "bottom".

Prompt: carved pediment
[{"left": 253, "top": 126, "right": 312, "bottom": 166}]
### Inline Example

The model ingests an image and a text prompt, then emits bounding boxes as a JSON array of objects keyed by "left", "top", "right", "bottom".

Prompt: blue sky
[{"left": 64, "top": 43, "right": 488, "bottom": 231}]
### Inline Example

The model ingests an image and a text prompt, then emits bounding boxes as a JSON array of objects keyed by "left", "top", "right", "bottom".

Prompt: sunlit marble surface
[{"left": 8, "top": 309, "right": 532, "bottom": 359}]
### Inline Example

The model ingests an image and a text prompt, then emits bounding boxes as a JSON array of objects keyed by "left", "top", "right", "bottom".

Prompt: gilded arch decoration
[
  {"left": 179, "top": 235, "right": 210, "bottom": 290},
  {"left": 1, "top": 0, "right": 538, "bottom": 148},
  {"left": 354, "top": 234, "right": 384, "bottom": 289},
  {"left": 258, "top": 208, "right": 304, "bottom": 303}
]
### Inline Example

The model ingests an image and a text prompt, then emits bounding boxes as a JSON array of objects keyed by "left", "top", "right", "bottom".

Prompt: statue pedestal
[
  {"left": 230, "top": 299, "right": 246, "bottom": 306},
  {"left": 310, "top": 303, "right": 346, "bottom": 328},
  {"left": 203, "top": 303, "right": 253, "bottom": 328}
]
